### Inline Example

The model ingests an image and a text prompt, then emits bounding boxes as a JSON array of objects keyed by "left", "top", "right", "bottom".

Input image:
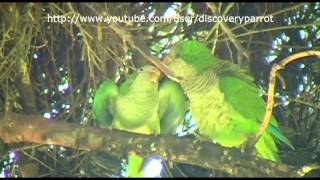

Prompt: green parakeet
[
  {"left": 92, "top": 65, "right": 187, "bottom": 177},
  {"left": 92, "top": 65, "right": 161, "bottom": 177},
  {"left": 164, "top": 40, "right": 294, "bottom": 161}
]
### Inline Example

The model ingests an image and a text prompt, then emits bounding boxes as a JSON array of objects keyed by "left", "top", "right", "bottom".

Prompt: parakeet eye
[
  {"left": 138, "top": 67, "right": 144, "bottom": 72},
  {"left": 174, "top": 51, "right": 180, "bottom": 58}
]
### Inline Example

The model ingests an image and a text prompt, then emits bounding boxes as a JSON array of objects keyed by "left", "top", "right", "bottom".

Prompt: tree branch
[
  {"left": 247, "top": 50, "right": 320, "bottom": 151},
  {"left": 0, "top": 113, "right": 318, "bottom": 177},
  {"left": 207, "top": 3, "right": 251, "bottom": 66},
  {"left": 108, "top": 22, "right": 181, "bottom": 83}
]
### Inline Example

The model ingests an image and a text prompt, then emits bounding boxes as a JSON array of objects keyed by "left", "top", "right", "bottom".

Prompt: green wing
[
  {"left": 219, "top": 75, "right": 294, "bottom": 160},
  {"left": 159, "top": 78, "right": 188, "bottom": 134},
  {"left": 92, "top": 80, "right": 118, "bottom": 128}
]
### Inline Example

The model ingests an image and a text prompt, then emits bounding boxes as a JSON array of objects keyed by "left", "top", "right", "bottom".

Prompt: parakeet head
[
  {"left": 120, "top": 65, "right": 161, "bottom": 95},
  {"left": 164, "top": 40, "right": 218, "bottom": 79}
]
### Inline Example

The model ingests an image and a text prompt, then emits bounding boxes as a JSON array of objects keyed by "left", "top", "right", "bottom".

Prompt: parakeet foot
[
  {"left": 239, "top": 135, "right": 258, "bottom": 157},
  {"left": 191, "top": 130, "right": 211, "bottom": 142}
]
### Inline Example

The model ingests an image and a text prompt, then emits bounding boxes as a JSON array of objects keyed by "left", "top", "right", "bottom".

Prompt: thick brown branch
[{"left": 0, "top": 113, "right": 318, "bottom": 177}]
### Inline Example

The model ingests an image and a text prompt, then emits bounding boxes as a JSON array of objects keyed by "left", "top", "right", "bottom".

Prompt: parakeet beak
[
  {"left": 149, "top": 67, "right": 161, "bottom": 83},
  {"left": 163, "top": 54, "right": 173, "bottom": 65},
  {"left": 162, "top": 54, "right": 184, "bottom": 83}
]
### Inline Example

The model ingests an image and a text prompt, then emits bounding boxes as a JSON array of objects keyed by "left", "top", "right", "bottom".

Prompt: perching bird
[
  {"left": 163, "top": 40, "right": 294, "bottom": 161},
  {"left": 92, "top": 65, "right": 187, "bottom": 177}
]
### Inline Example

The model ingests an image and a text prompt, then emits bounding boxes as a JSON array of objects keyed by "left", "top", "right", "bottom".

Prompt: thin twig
[
  {"left": 207, "top": 3, "right": 250, "bottom": 64},
  {"left": 247, "top": 50, "right": 320, "bottom": 150},
  {"left": 108, "top": 22, "right": 181, "bottom": 83}
]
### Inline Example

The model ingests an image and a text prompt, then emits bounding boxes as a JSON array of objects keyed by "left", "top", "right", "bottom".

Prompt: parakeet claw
[
  {"left": 239, "top": 135, "right": 258, "bottom": 156},
  {"left": 191, "top": 130, "right": 211, "bottom": 142}
]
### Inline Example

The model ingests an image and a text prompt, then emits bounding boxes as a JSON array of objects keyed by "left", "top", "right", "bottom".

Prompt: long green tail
[
  {"left": 255, "top": 123, "right": 295, "bottom": 161},
  {"left": 255, "top": 132, "right": 280, "bottom": 161}
]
